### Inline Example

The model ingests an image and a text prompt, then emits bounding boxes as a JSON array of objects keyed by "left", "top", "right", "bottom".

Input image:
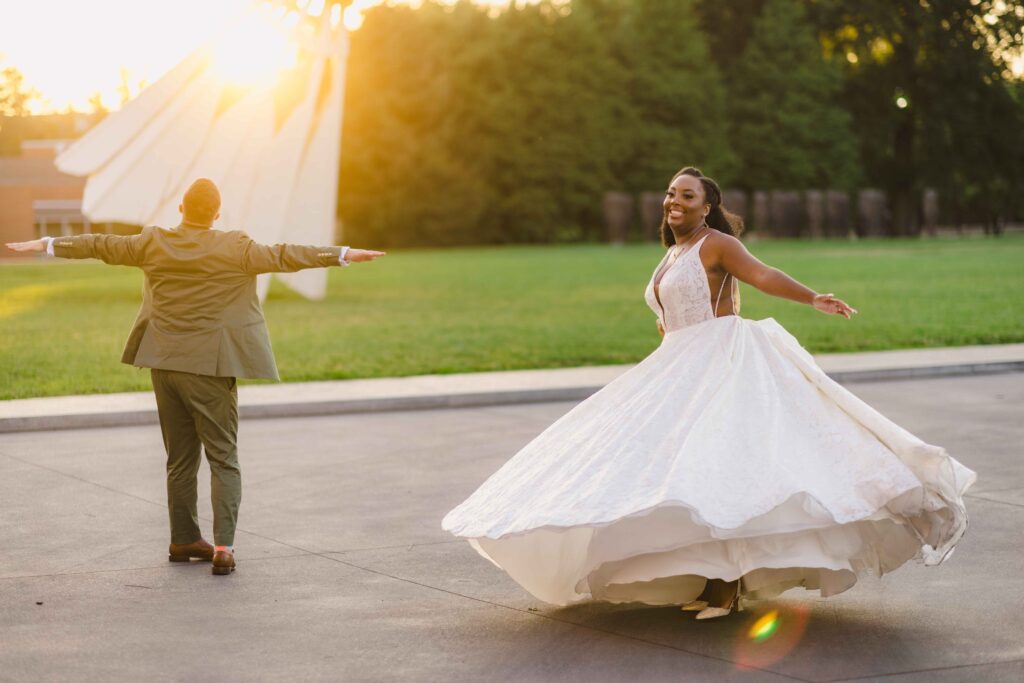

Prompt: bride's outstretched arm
[{"left": 715, "top": 235, "right": 857, "bottom": 318}]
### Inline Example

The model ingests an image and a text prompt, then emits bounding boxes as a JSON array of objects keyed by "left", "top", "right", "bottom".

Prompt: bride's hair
[{"left": 660, "top": 166, "right": 744, "bottom": 248}]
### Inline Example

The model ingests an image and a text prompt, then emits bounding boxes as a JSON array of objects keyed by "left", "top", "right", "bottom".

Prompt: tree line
[{"left": 337, "top": 0, "right": 1024, "bottom": 246}]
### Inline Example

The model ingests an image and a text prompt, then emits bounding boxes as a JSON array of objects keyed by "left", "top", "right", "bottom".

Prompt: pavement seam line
[
  {"left": 173, "top": 515, "right": 809, "bottom": 681},
  {"left": 252, "top": 541, "right": 811, "bottom": 683},
  {"left": 0, "top": 451, "right": 321, "bottom": 555},
  {"left": 322, "top": 539, "right": 464, "bottom": 554},
  {"left": 0, "top": 451, "right": 476, "bottom": 564},
  {"left": 2, "top": 386, "right": 1008, "bottom": 683},
  {"left": 0, "top": 552, "right": 312, "bottom": 582},
  {"left": 820, "top": 656, "right": 1024, "bottom": 682},
  {"left": 964, "top": 493, "right": 1024, "bottom": 509},
  {"left": 0, "top": 450, "right": 247, "bottom": 535},
  {"left": 969, "top": 484, "right": 1024, "bottom": 494},
  {"left": 7, "top": 448, "right": 783, "bottom": 676},
  {"left": 0, "top": 449, "right": 174, "bottom": 511}
]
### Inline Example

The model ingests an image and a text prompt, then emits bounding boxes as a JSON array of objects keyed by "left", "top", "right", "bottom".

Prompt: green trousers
[{"left": 151, "top": 369, "right": 240, "bottom": 546}]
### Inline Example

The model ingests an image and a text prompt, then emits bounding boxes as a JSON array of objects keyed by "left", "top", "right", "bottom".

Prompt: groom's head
[{"left": 179, "top": 178, "right": 221, "bottom": 226}]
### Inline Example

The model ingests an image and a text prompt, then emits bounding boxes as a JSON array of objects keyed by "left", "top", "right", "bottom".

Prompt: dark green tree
[
  {"left": 696, "top": 0, "right": 770, "bottom": 73},
  {"left": 338, "top": 3, "right": 493, "bottom": 247},
  {"left": 470, "top": 1, "right": 626, "bottom": 241},
  {"left": 728, "top": 0, "right": 861, "bottom": 191},
  {"left": 816, "top": 0, "right": 1024, "bottom": 234},
  {"left": 339, "top": 1, "right": 625, "bottom": 246},
  {"left": 591, "top": 0, "right": 736, "bottom": 192}
]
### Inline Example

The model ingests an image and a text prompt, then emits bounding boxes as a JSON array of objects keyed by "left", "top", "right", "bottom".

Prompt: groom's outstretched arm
[
  {"left": 238, "top": 232, "right": 384, "bottom": 274},
  {"left": 6, "top": 231, "right": 148, "bottom": 266}
]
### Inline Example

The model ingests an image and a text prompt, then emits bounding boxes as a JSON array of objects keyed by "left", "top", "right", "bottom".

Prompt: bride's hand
[{"left": 812, "top": 293, "right": 857, "bottom": 319}]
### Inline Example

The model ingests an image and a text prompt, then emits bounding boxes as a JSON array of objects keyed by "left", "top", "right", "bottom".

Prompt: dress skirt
[{"left": 442, "top": 316, "right": 975, "bottom": 606}]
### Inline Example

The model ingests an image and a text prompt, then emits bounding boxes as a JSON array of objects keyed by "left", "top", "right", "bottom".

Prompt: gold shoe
[
  {"left": 681, "top": 600, "right": 709, "bottom": 612},
  {"left": 695, "top": 583, "right": 740, "bottom": 620},
  {"left": 695, "top": 605, "right": 733, "bottom": 620}
]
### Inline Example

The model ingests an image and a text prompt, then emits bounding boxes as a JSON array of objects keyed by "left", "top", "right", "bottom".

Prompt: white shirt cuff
[
  {"left": 43, "top": 236, "right": 55, "bottom": 256},
  {"left": 339, "top": 245, "right": 350, "bottom": 267}
]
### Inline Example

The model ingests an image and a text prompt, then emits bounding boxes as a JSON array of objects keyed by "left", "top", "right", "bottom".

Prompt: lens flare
[
  {"left": 734, "top": 604, "right": 811, "bottom": 669},
  {"left": 747, "top": 610, "right": 780, "bottom": 642}
]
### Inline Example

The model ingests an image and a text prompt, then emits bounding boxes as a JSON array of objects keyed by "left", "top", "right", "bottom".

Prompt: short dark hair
[{"left": 183, "top": 178, "right": 221, "bottom": 224}]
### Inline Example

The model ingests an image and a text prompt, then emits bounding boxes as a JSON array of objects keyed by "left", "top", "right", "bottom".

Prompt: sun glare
[
  {"left": 211, "top": 5, "right": 298, "bottom": 87},
  {"left": 1, "top": 0, "right": 548, "bottom": 112},
  {"left": 342, "top": 0, "right": 379, "bottom": 31}
]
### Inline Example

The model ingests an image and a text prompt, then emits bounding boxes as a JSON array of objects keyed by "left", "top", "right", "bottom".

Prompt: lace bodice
[{"left": 644, "top": 235, "right": 724, "bottom": 333}]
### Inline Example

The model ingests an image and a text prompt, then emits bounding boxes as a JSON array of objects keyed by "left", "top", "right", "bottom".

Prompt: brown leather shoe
[
  {"left": 168, "top": 539, "right": 214, "bottom": 562},
  {"left": 212, "top": 549, "right": 236, "bottom": 575}
]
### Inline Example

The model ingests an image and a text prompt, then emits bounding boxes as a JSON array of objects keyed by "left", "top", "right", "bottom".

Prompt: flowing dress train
[{"left": 442, "top": 236, "right": 975, "bottom": 606}]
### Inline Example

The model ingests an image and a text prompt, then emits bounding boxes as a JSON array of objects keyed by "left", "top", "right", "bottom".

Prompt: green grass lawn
[{"left": 2, "top": 234, "right": 1022, "bottom": 400}]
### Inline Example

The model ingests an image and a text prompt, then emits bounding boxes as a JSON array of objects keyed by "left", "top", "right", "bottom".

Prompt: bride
[{"left": 442, "top": 166, "right": 975, "bottom": 619}]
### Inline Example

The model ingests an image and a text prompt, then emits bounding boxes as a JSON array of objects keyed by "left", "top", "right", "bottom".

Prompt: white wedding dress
[{"left": 442, "top": 235, "right": 975, "bottom": 606}]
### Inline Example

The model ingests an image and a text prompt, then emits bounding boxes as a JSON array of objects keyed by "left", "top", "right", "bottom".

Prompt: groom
[{"left": 6, "top": 178, "right": 384, "bottom": 575}]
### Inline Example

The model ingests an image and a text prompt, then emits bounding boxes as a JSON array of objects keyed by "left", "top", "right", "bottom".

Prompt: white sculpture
[{"left": 56, "top": 2, "right": 350, "bottom": 300}]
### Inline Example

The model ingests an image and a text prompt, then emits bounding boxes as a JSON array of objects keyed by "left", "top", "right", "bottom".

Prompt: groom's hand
[
  {"left": 6, "top": 238, "right": 47, "bottom": 253},
  {"left": 345, "top": 248, "right": 386, "bottom": 263}
]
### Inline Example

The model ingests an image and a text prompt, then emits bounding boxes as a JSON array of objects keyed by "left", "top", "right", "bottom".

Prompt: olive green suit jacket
[{"left": 53, "top": 223, "right": 342, "bottom": 380}]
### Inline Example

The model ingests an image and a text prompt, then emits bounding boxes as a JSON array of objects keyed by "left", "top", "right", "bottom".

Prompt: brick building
[{"left": 0, "top": 140, "right": 96, "bottom": 255}]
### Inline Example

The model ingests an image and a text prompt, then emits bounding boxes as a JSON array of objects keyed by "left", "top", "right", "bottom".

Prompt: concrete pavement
[
  {"left": 0, "top": 372, "right": 1022, "bottom": 682},
  {"left": 2, "top": 342, "right": 1023, "bottom": 433}
]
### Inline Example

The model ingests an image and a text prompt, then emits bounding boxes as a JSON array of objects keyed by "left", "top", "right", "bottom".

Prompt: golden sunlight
[
  {"left": 0, "top": 0, "right": 538, "bottom": 112},
  {"left": 0, "top": 283, "right": 63, "bottom": 320},
  {"left": 211, "top": 4, "right": 299, "bottom": 87},
  {"left": 343, "top": 0, "right": 383, "bottom": 31}
]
